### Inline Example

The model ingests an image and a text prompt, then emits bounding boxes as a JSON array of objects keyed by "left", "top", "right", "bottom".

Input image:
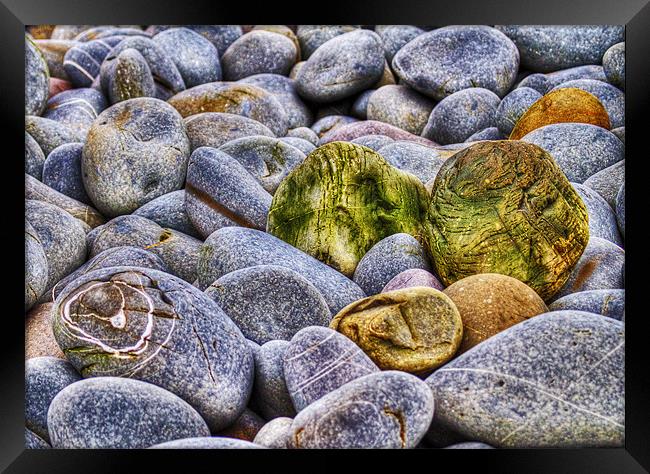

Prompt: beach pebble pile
[{"left": 25, "top": 24, "right": 624, "bottom": 449}]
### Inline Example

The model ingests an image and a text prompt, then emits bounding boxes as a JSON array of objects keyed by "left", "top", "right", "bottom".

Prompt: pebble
[
  {"left": 315, "top": 97, "right": 354, "bottom": 120},
  {"left": 278, "top": 136, "right": 316, "bottom": 154},
  {"left": 544, "top": 65, "right": 608, "bottom": 90},
  {"left": 321, "top": 119, "right": 438, "bottom": 146},
  {"left": 26, "top": 303, "right": 65, "bottom": 359},
  {"left": 549, "top": 289, "right": 625, "bottom": 320},
  {"left": 351, "top": 89, "right": 374, "bottom": 119},
  {"left": 132, "top": 190, "right": 200, "bottom": 238},
  {"left": 48, "top": 377, "right": 211, "bottom": 448},
  {"left": 572, "top": 183, "right": 623, "bottom": 246},
  {"left": 102, "top": 48, "right": 156, "bottom": 104},
  {"left": 392, "top": 26, "right": 519, "bottom": 101},
  {"left": 616, "top": 183, "right": 625, "bottom": 239},
  {"left": 375, "top": 25, "right": 425, "bottom": 62},
  {"left": 603, "top": 42, "right": 625, "bottom": 91},
  {"left": 296, "top": 25, "right": 358, "bottom": 59},
  {"left": 25, "top": 132, "right": 46, "bottom": 180},
  {"left": 310, "top": 115, "right": 358, "bottom": 138},
  {"left": 34, "top": 39, "right": 77, "bottom": 80},
  {"left": 516, "top": 73, "right": 550, "bottom": 94},
  {"left": 26, "top": 428, "right": 51, "bottom": 449},
  {"left": 216, "top": 408, "right": 266, "bottom": 442},
  {"left": 366, "top": 85, "right": 434, "bottom": 135},
  {"left": 612, "top": 126, "right": 625, "bottom": 143},
  {"left": 145, "top": 25, "right": 242, "bottom": 57},
  {"left": 465, "top": 127, "right": 504, "bottom": 142},
  {"left": 495, "top": 87, "right": 542, "bottom": 136},
  {"left": 351, "top": 134, "right": 395, "bottom": 151},
  {"left": 286, "top": 126, "right": 319, "bottom": 145},
  {"left": 49, "top": 77, "right": 73, "bottom": 97},
  {"left": 63, "top": 37, "right": 122, "bottom": 88},
  {"left": 584, "top": 161, "right": 625, "bottom": 210},
  {"left": 381, "top": 268, "right": 445, "bottom": 293},
  {"left": 150, "top": 437, "right": 264, "bottom": 449},
  {"left": 184, "top": 112, "right": 275, "bottom": 150},
  {"left": 551, "top": 79, "right": 625, "bottom": 128},
  {"left": 25, "top": 221, "right": 49, "bottom": 310},
  {"left": 42, "top": 143, "right": 89, "bottom": 204},
  {"left": 222, "top": 30, "right": 297, "bottom": 80},
  {"left": 43, "top": 87, "right": 108, "bottom": 137},
  {"left": 25, "top": 36, "right": 50, "bottom": 116},
  {"left": 249, "top": 339, "right": 296, "bottom": 420},
  {"left": 444, "top": 442, "right": 495, "bottom": 449},
  {"left": 253, "top": 417, "right": 294, "bottom": 448},
  {"left": 252, "top": 25, "right": 301, "bottom": 61},
  {"left": 25, "top": 115, "right": 85, "bottom": 156}
]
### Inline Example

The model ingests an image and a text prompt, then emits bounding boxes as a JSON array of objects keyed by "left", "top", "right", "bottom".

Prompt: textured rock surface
[
  {"left": 216, "top": 408, "right": 266, "bottom": 442},
  {"left": 375, "top": 25, "right": 425, "bottom": 62},
  {"left": 381, "top": 269, "right": 445, "bottom": 293},
  {"left": 366, "top": 85, "right": 434, "bottom": 135},
  {"left": 573, "top": 183, "right": 623, "bottom": 246},
  {"left": 26, "top": 428, "right": 51, "bottom": 449},
  {"left": 296, "top": 25, "right": 357, "bottom": 59},
  {"left": 583, "top": 161, "right": 625, "bottom": 209},
  {"left": 222, "top": 30, "right": 297, "bottom": 80},
  {"left": 320, "top": 120, "right": 437, "bottom": 147},
  {"left": 25, "top": 116, "right": 85, "bottom": 157},
  {"left": 616, "top": 183, "right": 625, "bottom": 239},
  {"left": 253, "top": 417, "right": 293, "bottom": 448},
  {"left": 102, "top": 48, "right": 156, "bottom": 104},
  {"left": 42, "top": 143, "right": 90, "bottom": 204},
  {"left": 444, "top": 442, "right": 495, "bottom": 449},
  {"left": 184, "top": 112, "right": 275, "bottom": 150},
  {"left": 310, "top": 115, "right": 358, "bottom": 138},
  {"left": 549, "top": 289, "right": 624, "bottom": 320},
  {"left": 133, "top": 190, "right": 200, "bottom": 238},
  {"left": 26, "top": 36, "right": 50, "bottom": 116},
  {"left": 465, "top": 127, "right": 503, "bottom": 142},
  {"left": 352, "top": 134, "right": 395, "bottom": 151},
  {"left": 26, "top": 303, "right": 65, "bottom": 360},
  {"left": 250, "top": 340, "right": 296, "bottom": 420},
  {"left": 603, "top": 42, "right": 625, "bottom": 91},
  {"left": 25, "top": 132, "right": 46, "bottom": 180},
  {"left": 551, "top": 79, "right": 625, "bottom": 129},
  {"left": 43, "top": 87, "right": 107, "bottom": 137},
  {"left": 25, "top": 221, "right": 49, "bottom": 310}
]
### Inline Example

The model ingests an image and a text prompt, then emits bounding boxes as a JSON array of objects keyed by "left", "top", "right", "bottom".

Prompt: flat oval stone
[
  {"left": 375, "top": 25, "right": 425, "bottom": 62},
  {"left": 53, "top": 266, "right": 254, "bottom": 432},
  {"left": 616, "top": 184, "right": 625, "bottom": 239},
  {"left": 572, "top": 183, "right": 623, "bottom": 246},
  {"left": 222, "top": 30, "right": 297, "bottom": 80},
  {"left": 26, "top": 357, "right": 82, "bottom": 442},
  {"left": 48, "top": 377, "right": 210, "bottom": 448},
  {"left": 250, "top": 340, "right": 296, "bottom": 420},
  {"left": 42, "top": 143, "right": 89, "bottom": 204},
  {"left": 353, "top": 233, "right": 432, "bottom": 296},
  {"left": 295, "top": 30, "right": 384, "bottom": 103},
  {"left": 25, "top": 116, "right": 85, "bottom": 157},
  {"left": 252, "top": 25, "right": 300, "bottom": 61},
  {"left": 603, "top": 42, "right": 624, "bottom": 91},
  {"left": 544, "top": 64, "right": 608, "bottom": 90},
  {"left": 205, "top": 265, "right": 331, "bottom": 344},
  {"left": 425, "top": 311, "right": 624, "bottom": 447},
  {"left": 392, "top": 26, "right": 519, "bottom": 101},
  {"left": 26, "top": 36, "right": 50, "bottom": 116},
  {"left": 283, "top": 326, "right": 380, "bottom": 411},
  {"left": 495, "top": 87, "right": 542, "bottom": 136},
  {"left": 521, "top": 123, "right": 624, "bottom": 183},
  {"left": 43, "top": 88, "right": 107, "bottom": 138},
  {"left": 87, "top": 214, "right": 201, "bottom": 282},
  {"left": 26, "top": 303, "right": 65, "bottom": 360},
  {"left": 146, "top": 25, "right": 242, "bottom": 57},
  {"left": 382, "top": 269, "right": 445, "bottom": 293},
  {"left": 291, "top": 371, "right": 434, "bottom": 448},
  {"left": 267, "top": 142, "right": 430, "bottom": 277},
  {"left": 197, "top": 227, "right": 365, "bottom": 314},
  {"left": 296, "top": 25, "right": 358, "bottom": 59},
  {"left": 366, "top": 85, "right": 434, "bottom": 135},
  {"left": 422, "top": 88, "right": 501, "bottom": 144},
  {"left": 25, "top": 132, "right": 46, "bottom": 180},
  {"left": 310, "top": 115, "right": 358, "bottom": 138},
  {"left": 133, "top": 190, "right": 200, "bottom": 238},
  {"left": 551, "top": 79, "right": 625, "bottom": 129},
  {"left": 102, "top": 48, "right": 156, "bottom": 104},
  {"left": 184, "top": 112, "right": 275, "bottom": 150},
  {"left": 584, "top": 160, "right": 625, "bottom": 210},
  {"left": 149, "top": 437, "right": 264, "bottom": 449},
  {"left": 425, "top": 141, "right": 590, "bottom": 301},
  {"left": 26, "top": 221, "right": 49, "bottom": 310},
  {"left": 331, "top": 287, "right": 463, "bottom": 373},
  {"left": 443, "top": 273, "right": 548, "bottom": 353},
  {"left": 549, "top": 289, "right": 624, "bottom": 320},
  {"left": 253, "top": 417, "right": 293, "bottom": 448},
  {"left": 352, "top": 134, "right": 395, "bottom": 151}
]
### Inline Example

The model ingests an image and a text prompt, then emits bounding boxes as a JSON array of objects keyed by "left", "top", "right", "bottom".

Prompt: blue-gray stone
[
  {"left": 551, "top": 79, "right": 625, "bottom": 128},
  {"left": 351, "top": 89, "right": 375, "bottom": 119},
  {"left": 43, "top": 88, "right": 108, "bottom": 138},
  {"left": 495, "top": 87, "right": 542, "bottom": 135},
  {"left": 222, "top": 31, "right": 297, "bottom": 81},
  {"left": 253, "top": 417, "right": 293, "bottom": 448},
  {"left": 279, "top": 137, "right": 316, "bottom": 155},
  {"left": 133, "top": 190, "right": 200, "bottom": 239},
  {"left": 392, "top": 26, "right": 519, "bottom": 101},
  {"left": 375, "top": 25, "right": 425, "bottom": 62},
  {"left": 572, "top": 183, "right": 623, "bottom": 247},
  {"left": 315, "top": 97, "right": 353, "bottom": 120},
  {"left": 366, "top": 84, "right": 435, "bottom": 135},
  {"left": 250, "top": 340, "right": 297, "bottom": 420},
  {"left": 150, "top": 437, "right": 264, "bottom": 449},
  {"left": 603, "top": 42, "right": 624, "bottom": 91},
  {"left": 25, "top": 428, "right": 51, "bottom": 449},
  {"left": 444, "top": 442, "right": 495, "bottom": 449},
  {"left": 583, "top": 160, "right": 625, "bottom": 209},
  {"left": 25, "top": 116, "right": 85, "bottom": 157},
  {"left": 25, "top": 221, "right": 49, "bottom": 310},
  {"left": 544, "top": 65, "right": 608, "bottom": 90},
  {"left": 296, "top": 25, "right": 358, "bottom": 59},
  {"left": 612, "top": 126, "right": 625, "bottom": 143},
  {"left": 310, "top": 115, "right": 358, "bottom": 138},
  {"left": 63, "top": 37, "right": 123, "bottom": 88},
  {"left": 25, "top": 36, "right": 49, "bottom": 116},
  {"left": 516, "top": 73, "right": 550, "bottom": 94},
  {"left": 197, "top": 227, "right": 366, "bottom": 314},
  {"left": 549, "top": 289, "right": 625, "bottom": 321},
  {"left": 425, "top": 311, "right": 624, "bottom": 447},
  {"left": 48, "top": 377, "right": 211, "bottom": 448},
  {"left": 42, "top": 143, "right": 90, "bottom": 204},
  {"left": 146, "top": 25, "right": 242, "bottom": 57},
  {"left": 521, "top": 123, "right": 624, "bottom": 183},
  {"left": 102, "top": 48, "right": 156, "bottom": 104},
  {"left": 465, "top": 127, "right": 504, "bottom": 142},
  {"left": 185, "top": 112, "right": 275, "bottom": 150},
  {"left": 290, "top": 370, "right": 434, "bottom": 448},
  {"left": 33, "top": 38, "right": 75, "bottom": 81},
  {"left": 616, "top": 183, "right": 625, "bottom": 239},
  {"left": 351, "top": 134, "right": 395, "bottom": 151},
  {"left": 25, "top": 132, "right": 45, "bottom": 180},
  {"left": 287, "top": 127, "right": 319, "bottom": 145}
]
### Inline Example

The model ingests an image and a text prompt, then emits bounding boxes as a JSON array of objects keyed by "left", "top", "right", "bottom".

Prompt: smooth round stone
[
  {"left": 26, "top": 303, "right": 65, "bottom": 360},
  {"left": 34, "top": 39, "right": 77, "bottom": 80},
  {"left": 102, "top": 48, "right": 156, "bottom": 104},
  {"left": 133, "top": 190, "right": 199, "bottom": 238},
  {"left": 219, "top": 136, "right": 306, "bottom": 194},
  {"left": 290, "top": 371, "right": 434, "bottom": 448},
  {"left": 296, "top": 30, "right": 385, "bottom": 103},
  {"left": 351, "top": 89, "right": 374, "bottom": 119},
  {"left": 49, "top": 246, "right": 168, "bottom": 301},
  {"left": 551, "top": 79, "right": 625, "bottom": 129},
  {"left": 253, "top": 417, "right": 293, "bottom": 448},
  {"left": 381, "top": 269, "right": 445, "bottom": 293},
  {"left": 612, "top": 126, "right": 625, "bottom": 143},
  {"left": 296, "top": 25, "right": 358, "bottom": 59},
  {"left": 289, "top": 60, "right": 304, "bottom": 79},
  {"left": 444, "top": 442, "right": 495, "bottom": 449},
  {"left": 284, "top": 326, "right": 380, "bottom": 411},
  {"left": 25, "top": 173, "right": 105, "bottom": 229},
  {"left": 443, "top": 273, "right": 548, "bottom": 353},
  {"left": 267, "top": 142, "right": 430, "bottom": 277},
  {"left": 425, "top": 141, "right": 590, "bottom": 301},
  {"left": 146, "top": 25, "right": 242, "bottom": 57},
  {"left": 185, "top": 147, "right": 272, "bottom": 238},
  {"left": 250, "top": 340, "right": 296, "bottom": 420},
  {"left": 53, "top": 266, "right": 254, "bottom": 432},
  {"left": 82, "top": 97, "right": 190, "bottom": 217},
  {"left": 184, "top": 112, "right": 275, "bottom": 150},
  {"left": 616, "top": 183, "right": 625, "bottom": 239},
  {"left": 252, "top": 25, "right": 300, "bottom": 61},
  {"left": 25, "top": 357, "right": 82, "bottom": 442},
  {"left": 169, "top": 83, "right": 289, "bottom": 136},
  {"left": 584, "top": 161, "right": 625, "bottom": 210},
  {"left": 216, "top": 408, "right": 266, "bottom": 441},
  {"left": 43, "top": 88, "right": 108, "bottom": 137},
  {"left": 603, "top": 42, "right": 625, "bottom": 91},
  {"left": 422, "top": 88, "right": 501, "bottom": 145},
  {"left": 310, "top": 115, "right": 358, "bottom": 138},
  {"left": 48, "top": 377, "right": 210, "bottom": 448},
  {"left": 549, "top": 289, "right": 625, "bottom": 320},
  {"left": 465, "top": 127, "right": 504, "bottom": 142},
  {"left": 287, "top": 126, "right": 318, "bottom": 145},
  {"left": 516, "top": 73, "right": 550, "bottom": 94},
  {"left": 366, "top": 85, "right": 434, "bottom": 135},
  {"left": 26, "top": 199, "right": 87, "bottom": 292},
  {"left": 150, "top": 437, "right": 264, "bottom": 449},
  {"left": 351, "top": 134, "right": 395, "bottom": 151},
  {"left": 319, "top": 120, "right": 440, "bottom": 147},
  {"left": 51, "top": 25, "right": 95, "bottom": 40},
  {"left": 42, "top": 143, "right": 89, "bottom": 204},
  {"left": 572, "top": 183, "right": 623, "bottom": 246},
  {"left": 521, "top": 123, "right": 624, "bottom": 183},
  {"left": 197, "top": 227, "right": 366, "bottom": 314},
  {"left": 25, "top": 221, "right": 49, "bottom": 310},
  {"left": 353, "top": 233, "right": 432, "bottom": 296},
  {"left": 205, "top": 265, "right": 331, "bottom": 345},
  {"left": 392, "top": 26, "right": 519, "bottom": 101},
  {"left": 63, "top": 37, "right": 122, "bottom": 88},
  {"left": 26, "top": 428, "right": 51, "bottom": 449},
  {"left": 25, "top": 116, "right": 85, "bottom": 157},
  {"left": 278, "top": 137, "right": 315, "bottom": 155},
  {"left": 553, "top": 237, "right": 625, "bottom": 300},
  {"left": 222, "top": 30, "right": 297, "bottom": 80},
  {"left": 87, "top": 215, "right": 201, "bottom": 283},
  {"left": 375, "top": 25, "right": 425, "bottom": 62},
  {"left": 26, "top": 36, "right": 50, "bottom": 116},
  {"left": 331, "top": 287, "right": 463, "bottom": 373},
  {"left": 544, "top": 64, "right": 608, "bottom": 90},
  {"left": 240, "top": 74, "right": 313, "bottom": 129},
  {"left": 495, "top": 87, "right": 542, "bottom": 136},
  {"left": 76, "top": 27, "right": 147, "bottom": 41},
  {"left": 25, "top": 132, "right": 46, "bottom": 180},
  {"left": 495, "top": 25, "right": 624, "bottom": 72},
  {"left": 152, "top": 27, "right": 221, "bottom": 88},
  {"left": 425, "top": 311, "right": 624, "bottom": 447}
]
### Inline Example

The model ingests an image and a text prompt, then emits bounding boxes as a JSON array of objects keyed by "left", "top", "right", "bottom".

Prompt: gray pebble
[
  {"left": 296, "top": 25, "right": 358, "bottom": 59},
  {"left": 465, "top": 127, "right": 504, "bottom": 142},
  {"left": 133, "top": 190, "right": 200, "bottom": 239},
  {"left": 366, "top": 85, "right": 435, "bottom": 135},
  {"left": 43, "top": 88, "right": 108, "bottom": 138},
  {"left": 612, "top": 126, "right": 625, "bottom": 143},
  {"left": 250, "top": 340, "right": 297, "bottom": 419},
  {"left": 25, "top": 221, "right": 49, "bottom": 310},
  {"left": 222, "top": 30, "right": 297, "bottom": 80},
  {"left": 351, "top": 134, "right": 395, "bottom": 151},
  {"left": 444, "top": 442, "right": 495, "bottom": 449},
  {"left": 320, "top": 119, "right": 438, "bottom": 146},
  {"left": 549, "top": 289, "right": 625, "bottom": 320},
  {"left": 381, "top": 268, "right": 445, "bottom": 293},
  {"left": 351, "top": 89, "right": 374, "bottom": 119},
  {"left": 25, "top": 132, "right": 46, "bottom": 180},
  {"left": 42, "top": 143, "right": 90, "bottom": 204},
  {"left": 150, "top": 437, "right": 264, "bottom": 449},
  {"left": 544, "top": 65, "right": 608, "bottom": 90},
  {"left": 25, "top": 115, "right": 85, "bottom": 157},
  {"left": 25, "top": 36, "right": 49, "bottom": 116},
  {"left": 33, "top": 39, "right": 76, "bottom": 81},
  {"left": 103, "top": 47, "right": 156, "bottom": 104},
  {"left": 286, "top": 127, "right": 319, "bottom": 145},
  {"left": 253, "top": 417, "right": 293, "bottom": 448},
  {"left": 573, "top": 183, "right": 623, "bottom": 246},
  {"left": 184, "top": 112, "right": 275, "bottom": 150},
  {"left": 25, "top": 428, "right": 51, "bottom": 449},
  {"left": 583, "top": 161, "right": 625, "bottom": 210},
  {"left": 63, "top": 37, "right": 122, "bottom": 88},
  {"left": 495, "top": 87, "right": 542, "bottom": 136},
  {"left": 310, "top": 115, "right": 358, "bottom": 138},
  {"left": 278, "top": 137, "right": 316, "bottom": 155},
  {"left": 551, "top": 79, "right": 625, "bottom": 129},
  {"left": 603, "top": 42, "right": 625, "bottom": 91},
  {"left": 315, "top": 97, "right": 353, "bottom": 120},
  {"left": 375, "top": 25, "right": 425, "bottom": 62},
  {"left": 516, "top": 73, "right": 550, "bottom": 94},
  {"left": 616, "top": 183, "right": 625, "bottom": 239},
  {"left": 146, "top": 25, "right": 242, "bottom": 57}
]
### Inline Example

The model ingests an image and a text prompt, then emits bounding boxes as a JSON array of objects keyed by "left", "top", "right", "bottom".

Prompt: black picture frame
[{"left": 2, "top": 0, "right": 647, "bottom": 471}]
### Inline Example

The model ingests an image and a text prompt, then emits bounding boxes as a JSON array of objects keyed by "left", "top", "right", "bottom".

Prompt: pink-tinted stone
[
  {"left": 319, "top": 120, "right": 439, "bottom": 147},
  {"left": 48, "top": 78, "right": 73, "bottom": 98},
  {"left": 381, "top": 268, "right": 445, "bottom": 293}
]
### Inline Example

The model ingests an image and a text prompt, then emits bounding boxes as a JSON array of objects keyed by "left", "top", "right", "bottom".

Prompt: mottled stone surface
[
  {"left": 26, "top": 357, "right": 82, "bottom": 442},
  {"left": 549, "top": 289, "right": 624, "bottom": 321},
  {"left": 146, "top": 25, "right": 242, "bottom": 57},
  {"left": 422, "top": 88, "right": 501, "bottom": 144},
  {"left": 612, "top": 126, "right": 625, "bottom": 143},
  {"left": 352, "top": 233, "right": 432, "bottom": 296},
  {"left": 310, "top": 115, "right": 358, "bottom": 138},
  {"left": 295, "top": 30, "right": 384, "bottom": 103},
  {"left": 551, "top": 79, "right": 625, "bottom": 129},
  {"left": 82, "top": 97, "right": 190, "bottom": 216},
  {"left": 495, "top": 87, "right": 542, "bottom": 136},
  {"left": 205, "top": 265, "right": 331, "bottom": 344},
  {"left": 425, "top": 311, "right": 624, "bottom": 448},
  {"left": 278, "top": 136, "right": 316, "bottom": 155},
  {"left": 331, "top": 287, "right": 463, "bottom": 373},
  {"left": 26, "top": 428, "right": 51, "bottom": 449},
  {"left": 284, "top": 326, "right": 379, "bottom": 411},
  {"left": 603, "top": 42, "right": 625, "bottom": 91},
  {"left": 133, "top": 190, "right": 200, "bottom": 238},
  {"left": 43, "top": 87, "right": 107, "bottom": 137},
  {"left": 290, "top": 371, "right": 434, "bottom": 448},
  {"left": 351, "top": 89, "right": 374, "bottom": 120},
  {"left": 34, "top": 39, "right": 76, "bottom": 81},
  {"left": 53, "top": 267, "right": 254, "bottom": 432},
  {"left": 25, "top": 115, "right": 85, "bottom": 156},
  {"left": 26, "top": 303, "right": 65, "bottom": 360},
  {"left": 296, "top": 25, "right": 358, "bottom": 59},
  {"left": 222, "top": 30, "right": 297, "bottom": 80},
  {"left": 375, "top": 25, "right": 425, "bottom": 62},
  {"left": 250, "top": 340, "right": 296, "bottom": 420},
  {"left": 253, "top": 417, "right": 293, "bottom": 448},
  {"left": 184, "top": 112, "right": 275, "bottom": 150},
  {"left": 425, "top": 141, "right": 590, "bottom": 301},
  {"left": 42, "top": 143, "right": 89, "bottom": 204},
  {"left": 149, "top": 437, "right": 264, "bottom": 449},
  {"left": 516, "top": 73, "right": 550, "bottom": 94},
  {"left": 216, "top": 408, "right": 266, "bottom": 442},
  {"left": 102, "top": 48, "right": 156, "bottom": 104},
  {"left": 25, "top": 132, "right": 46, "bottom": 180},
  {"left": 495, "top": 25, "right": 624, "bottom": 72},
  {"left": 48, "top": 377, "right": 211, "bottom": 448},
  {"left": 366, "top": 85, "right": 434, "bottom": 135},
  {"left": 381, "top": 268, "right": 445, "bottom": 293},
  {"left": 572, "top": 183, "right": 623, "bottom": 246},
  {"left": 197, "top": 227, "right": 365, "bottom": 315},
  {"left": 444, "top": 442, "right": 495, "bottom": 449},
  {"left": 521, "top": 123, "right": 624, "bottom": 183},
  {"left": 584, "top": 158, "right": 625, "bottom": 207},
  {"left": 26, "top": 36, "right": 50, "bottom": 116},
  {"left": 351, "top": 134, "right": 395, "bottom": 151},
  {"left": 443, "top": 273, "right": 548, "bottom": 353},
  {"left": 616, "top": 183, "right": 625, "bottom": 239},
  {"left": 287, "top": 126, "right": 319, "bottom": 145},
  {"left": 63, "top": 37, "right": 121, "bottom": 88},
  {"left": 392, "top": 26, "right": 519, "bottom": 101},
  {"left": 545, "top": 65, "right": 608, "bottom": 90},
  {"left": 26, "top": 221, "right": 49, "bottom": 310},
  {"left": 465, "top": 127, "right": 504, "bottom": 142},
  {"left": 268, "top": 142, "right": 430, "bottom": 277}
]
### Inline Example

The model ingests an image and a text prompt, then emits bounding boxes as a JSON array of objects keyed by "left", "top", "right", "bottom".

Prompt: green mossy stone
[
  {"left": 425, "top": 140, "right": 589, "bottom": 301},
  {"left": 267, "top": 141, "right": 430, "bottom": 277}
]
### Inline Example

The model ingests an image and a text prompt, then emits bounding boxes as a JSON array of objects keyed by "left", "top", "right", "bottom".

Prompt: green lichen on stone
[
  {"left": 267, "top": 141, "right": 430, "bottom": 277},
  {"left": 424, "top": 140, "right": 590, "bottom": 301}
]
